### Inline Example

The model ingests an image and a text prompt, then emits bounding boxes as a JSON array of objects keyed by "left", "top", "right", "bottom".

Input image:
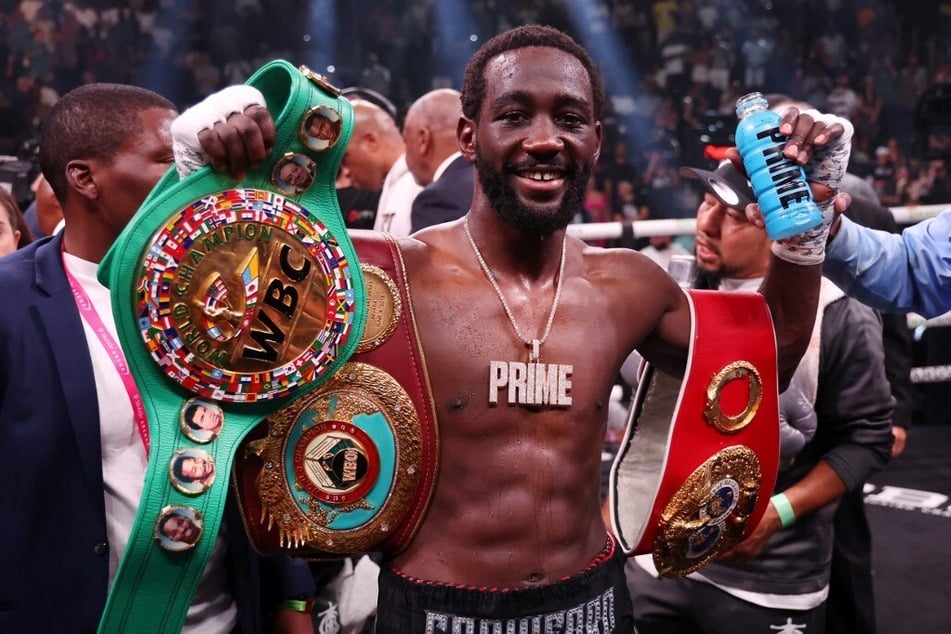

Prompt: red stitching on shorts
[{"left": 391, "top": 534, "right": 617, "bottom": 591}]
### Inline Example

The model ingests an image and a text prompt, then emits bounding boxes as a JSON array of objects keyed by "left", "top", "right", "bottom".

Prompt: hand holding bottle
[{"left": 732, "top": 94, "right": 853, "bottom": 265}]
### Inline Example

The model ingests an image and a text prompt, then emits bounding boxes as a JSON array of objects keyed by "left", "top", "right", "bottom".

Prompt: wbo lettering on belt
[
  {"left": 97, "top": 61, "right": 368, "bottom": 633},
  {"left": 608, "top": 289, "right": 781, "bottom": 578}
]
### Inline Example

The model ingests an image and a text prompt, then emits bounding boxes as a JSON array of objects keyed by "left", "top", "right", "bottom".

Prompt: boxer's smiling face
[{"left": 465, "top": 46, "right": 602, "bottom": 236}]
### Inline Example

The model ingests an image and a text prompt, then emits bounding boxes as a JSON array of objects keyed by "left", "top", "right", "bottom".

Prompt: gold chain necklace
[
  {"left": 463, "top": 217, "right": 573, "bottom": 408},
  {"left": 463, "top": 217, "right": 567, "bottom": 363}
]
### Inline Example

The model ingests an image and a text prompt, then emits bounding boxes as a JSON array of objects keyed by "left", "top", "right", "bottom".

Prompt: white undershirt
[
  {"left": 634, "top": 555, "right": 828, "bottom": 610},
  {"left": 431, "top": 151, "right": 462, "bottom": 183},
  {"left": 63, "top": 253, "right": 236, "bottom": 632},
  {"left": 716, "top": 277, "right": 761, "bottom": 292}
]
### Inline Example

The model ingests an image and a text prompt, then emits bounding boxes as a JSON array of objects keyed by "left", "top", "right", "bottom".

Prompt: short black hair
[
  {"left": 38, "top": 83, "right": 175, "bottom": 203},
  {"left": 341, "top": 86, "right": 398, "bottom": 122},
  {"left": 183, "top": 401, "right": 203, "bottom": 430},
  {"left": 172, "top": 455, "right": 200, "bottom": 483},
  {"left": 461, "top": 24, "right": 605, "bottom": 122},
  {"left": 157, "top": 512, "right": 176, "bottom": 536}
]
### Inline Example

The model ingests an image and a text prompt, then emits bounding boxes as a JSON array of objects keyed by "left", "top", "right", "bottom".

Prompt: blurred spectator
[
  {"left": 892, "top": 50, "right": 929, "bottom": 151},
  {"left": 739, "top": 24, "right": 772, "bottom": 91},
  {"left": 658, "top": 19, "right": 692, "bottom": 96},
  {"left": 360, "top": 53, "right": 391, "bottom": 101},
  {"left": 601, "top": 140, "right": 639, "bottom": 214},
  {"left": 582, "top": 174, "right": 610, "bottom": 245},
  {"left": 402, "top": 88, "right": 473, "bottom": 232},
  {"left": 870, "top": 145, "right": 897, "bottom": 202},
  {"left": 642, "top": 143, "right": 683, "bottom": 221},
  {"left": 827, "top": 72, "right": 859, "bottom": 121},
  {"left": 817, "top": 22, "right": 849, "bottom": 73},
  {"left": 638, "top": 234, "right": 688, "bottom": 271},
  {"left": 336, "top": 166, "right": 379, "bottom": 231},
  {"left": 917, "top": 159, "right": 951, "bottom": 205},
  {"left": 853, "top": 74, "right": 883, "bottom": 158},
  {"left": 342, "top": 96, "right": 421, "bottom": 236},
  {"left": 0, "top": 186, "right": 32, "bottom": 256},
  {"left": 651, "top": 0, "right": 679, "bottom": 45}
]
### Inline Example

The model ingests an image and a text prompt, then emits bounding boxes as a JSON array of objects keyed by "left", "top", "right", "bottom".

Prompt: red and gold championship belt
[
  {"left": 233, "top": 230, "right": 439, "bottom": 557},
  {"left": 608, "top": 289, "right": 780, "bottom": 577}
]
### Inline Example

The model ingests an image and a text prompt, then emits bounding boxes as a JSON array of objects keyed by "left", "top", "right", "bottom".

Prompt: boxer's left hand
[{"left": 741, "top": 190, "right": 852, "bottom": 233}]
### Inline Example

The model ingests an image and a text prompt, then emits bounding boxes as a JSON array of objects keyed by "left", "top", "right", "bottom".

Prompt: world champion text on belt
[{"left": 135, "top": 188, "right": 357, "bottom": 402}]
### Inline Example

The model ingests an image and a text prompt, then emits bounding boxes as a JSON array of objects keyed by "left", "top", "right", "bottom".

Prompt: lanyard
[{"left": 63, "top": 253, "right": 150, "bottom": 455}]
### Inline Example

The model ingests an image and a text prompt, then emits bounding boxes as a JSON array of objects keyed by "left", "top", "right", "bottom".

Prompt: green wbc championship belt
[{"left": 96, "top": 61, "right": 365, "bottom": 633}]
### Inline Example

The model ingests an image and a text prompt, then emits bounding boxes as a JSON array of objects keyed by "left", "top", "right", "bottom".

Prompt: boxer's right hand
[
  {"left": 171, "top": 85, "right": 274, "bottom": 181},
  {"left": 198, "top": 104, "right": 276, "bottom": 182}
]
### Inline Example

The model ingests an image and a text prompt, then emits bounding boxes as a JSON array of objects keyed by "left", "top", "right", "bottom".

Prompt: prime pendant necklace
[{"left": 464, "top": 217, "right": 573, "bottom": 408}]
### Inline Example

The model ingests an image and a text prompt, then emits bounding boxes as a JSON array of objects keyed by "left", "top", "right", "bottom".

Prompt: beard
[{"left": 474, "top": 149, "right": 590, "bottom": 236}]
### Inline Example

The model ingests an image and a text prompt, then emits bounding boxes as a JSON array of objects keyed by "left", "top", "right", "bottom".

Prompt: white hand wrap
[
  {"left": 771, "top": 110, "right": 854, "bottom": 265},
  {"left": 170, "top": 85, "right": 267, "bottom": 179}
]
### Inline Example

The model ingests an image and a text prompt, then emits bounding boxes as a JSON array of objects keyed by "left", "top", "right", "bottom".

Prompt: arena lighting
[
  {"left": 302, "top": 0, "right": 336, "bottom": 78},
  {"left": 560, "top": 0, "right": 645, "bottom": 145},
  {"left": 134, "top": 6, "right": 192, "bottom": 105},
  {"left": 432, "top": 0, "right": 477, "bottom": 86}
]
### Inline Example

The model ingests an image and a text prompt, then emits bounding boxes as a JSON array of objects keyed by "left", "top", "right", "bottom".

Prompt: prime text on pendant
[{"left": 489, "top": 360, "right": 573, "bottom": 407}]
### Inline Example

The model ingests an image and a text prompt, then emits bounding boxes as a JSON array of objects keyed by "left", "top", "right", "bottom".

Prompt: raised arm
[
  {"left": 737, "top": 107, "right": 854, "bottom": 387},
  {"left": 825, "top": 210, "right": 951, "bottom": 317}
]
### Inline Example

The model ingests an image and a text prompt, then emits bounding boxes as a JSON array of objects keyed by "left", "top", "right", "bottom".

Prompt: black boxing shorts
[{"left": 375, "top": 535, "right": 635, "bottom": 633}]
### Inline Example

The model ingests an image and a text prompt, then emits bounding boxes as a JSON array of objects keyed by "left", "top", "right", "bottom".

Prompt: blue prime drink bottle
[{"left": 735, "top": 92, "right": 822, "bottom": 240}]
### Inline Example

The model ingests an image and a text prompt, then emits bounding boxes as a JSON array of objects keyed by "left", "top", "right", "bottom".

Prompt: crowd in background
[
  {"left": 0, "top": 0, "right": 948, "bottom": 222},
  {"left": 0, "top": 6, "right": 948, "bottom": 632}
]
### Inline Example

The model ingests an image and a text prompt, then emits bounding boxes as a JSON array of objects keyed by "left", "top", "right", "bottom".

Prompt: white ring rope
[{"left": 568, "top": 203, "right": 951, "bottom": 384}]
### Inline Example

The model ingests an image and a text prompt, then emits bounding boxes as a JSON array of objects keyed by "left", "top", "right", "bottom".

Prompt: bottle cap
[{"left": 735, "top": 91, "right": 768, "bottom": 118}]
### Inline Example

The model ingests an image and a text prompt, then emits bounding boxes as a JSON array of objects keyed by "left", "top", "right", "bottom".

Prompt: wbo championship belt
[
  {"left": 233, "top": 230, "right": 439, "bottom": 558},
  {"left": 96, "top": 61, "right": 366, "bottom": 632},
  {"left": 608, "top": 289, "right": 780, "bottom": 577}
]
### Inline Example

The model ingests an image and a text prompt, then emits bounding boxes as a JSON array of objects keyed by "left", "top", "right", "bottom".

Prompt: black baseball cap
[
  {"left": 340, "top": 86, "right": 398, "bottom": 122},
  {"left": 679, "top": 161, "right": 755, "bottom": 211}
]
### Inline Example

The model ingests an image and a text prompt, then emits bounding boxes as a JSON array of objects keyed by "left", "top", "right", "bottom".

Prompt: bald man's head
[
  {"left": 403, "top": 89, "right": 464, "bottom": 186},
  {"left": 341, "top": 99, "right": 406, "bottom": 191}
]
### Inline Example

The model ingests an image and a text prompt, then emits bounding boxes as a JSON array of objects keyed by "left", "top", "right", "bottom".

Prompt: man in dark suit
[
  {"left": 0, "top": 83, "right": 314, "bottom": 633},
  {"left": 404, "top": 88, "right": 474, "bottom": 233}
]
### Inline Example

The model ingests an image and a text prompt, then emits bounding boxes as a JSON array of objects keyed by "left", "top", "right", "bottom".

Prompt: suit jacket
[
  {"left": 410, "top": 155, "right": 474, "bottom": 233},
  {"left": 0, "top": 234, "right": 313, "bottom": 633}
]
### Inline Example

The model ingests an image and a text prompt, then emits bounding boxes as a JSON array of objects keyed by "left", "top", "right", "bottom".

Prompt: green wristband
[
  {"left": 279, "top": 598, "right": 314, "bottom": 613},
  {"left": 770, "top": 492, "right": 796, "bottom": 528}
]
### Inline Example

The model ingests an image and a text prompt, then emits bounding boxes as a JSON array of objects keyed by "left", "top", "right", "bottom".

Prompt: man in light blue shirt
[{"left": 824, "top": 209, "right": 951, "bottom": 318}]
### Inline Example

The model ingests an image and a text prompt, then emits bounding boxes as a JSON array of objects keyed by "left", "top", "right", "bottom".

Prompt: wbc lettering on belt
[
  {"left": 171, "top": 228, "right": 318, "bottom": 364},
  {"left": 136, "top": 188, "right": 357, "bottom": 402}
]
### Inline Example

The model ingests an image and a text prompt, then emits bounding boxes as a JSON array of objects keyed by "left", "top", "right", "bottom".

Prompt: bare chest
[{"left": 408, "top": 276, "right": 628, "bottom": 418}]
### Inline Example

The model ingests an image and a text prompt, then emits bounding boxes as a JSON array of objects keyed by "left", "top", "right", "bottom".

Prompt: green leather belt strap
[{"left": 96, "top": 61, "right": 365, "bottom": 633}]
